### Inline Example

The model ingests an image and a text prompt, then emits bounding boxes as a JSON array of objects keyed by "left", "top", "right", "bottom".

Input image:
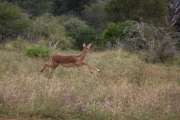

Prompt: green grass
[{"left": 0, "top": 49, "right": 180, "bottom": 120}]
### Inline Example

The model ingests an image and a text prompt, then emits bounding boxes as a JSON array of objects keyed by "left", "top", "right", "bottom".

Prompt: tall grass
[{"left": 0, "top": 49, "right": 180, "bottom": 120}]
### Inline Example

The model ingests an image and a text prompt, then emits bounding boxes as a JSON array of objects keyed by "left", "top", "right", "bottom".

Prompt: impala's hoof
[
  {"left": 91, "top": 71, "right": 93, "bottom": 73},
  {"left": 39, "top": 70, "right": 42, "bottom": 75},
  {"left": 98, "top": 70, "right": 100, "bottom": 73}
]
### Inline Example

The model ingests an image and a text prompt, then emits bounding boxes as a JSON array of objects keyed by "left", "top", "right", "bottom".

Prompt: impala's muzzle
[{"left": 86, "top": 47, "right": 92, "bottom": 53}]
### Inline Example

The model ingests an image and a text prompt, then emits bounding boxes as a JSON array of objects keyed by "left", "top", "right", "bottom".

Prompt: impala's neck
[{"left": 79, "top": 48, "right": 87, "bottom": 61}]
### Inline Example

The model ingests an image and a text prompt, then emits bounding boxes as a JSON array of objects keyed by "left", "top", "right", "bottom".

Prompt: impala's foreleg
[
  {"left": 40, "top": 58, "right": 53, "bottom": 75},
  {"left": 82, "top": 61, "right": 100, "bottom": 73},
  {"left": 39, "top": 63, "right": 53, "bottom": 75},
  {"left": 82, "top": 61, "right": 93, "bottom": 73}
]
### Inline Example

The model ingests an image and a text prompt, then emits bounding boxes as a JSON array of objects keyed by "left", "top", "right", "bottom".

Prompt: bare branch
[
  {"left": 49, "top": 40, "right": 60, "bottom": 49},
  {"left": 49, "top": 37, "right": 65, "bottom": 49}
]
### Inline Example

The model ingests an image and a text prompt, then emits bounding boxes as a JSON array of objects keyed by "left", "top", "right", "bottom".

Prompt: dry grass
[{"left": 0, "top": 49, "right": 180, "bottom": 120}]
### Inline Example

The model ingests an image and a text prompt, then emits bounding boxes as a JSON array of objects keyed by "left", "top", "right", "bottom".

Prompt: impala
[{"left": 39, "top": 43, "right": 100, "bottom": 78}]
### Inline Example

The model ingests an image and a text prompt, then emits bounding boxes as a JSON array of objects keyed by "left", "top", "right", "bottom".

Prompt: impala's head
[{"left": 83, "top": 43, "right": 92, "bottom": 53}]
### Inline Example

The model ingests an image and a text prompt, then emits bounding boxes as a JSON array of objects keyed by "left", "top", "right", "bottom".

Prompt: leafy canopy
[
  {"left": 0, "top": 1, "right": 29, "bottom": 43},
  {"left": 63, "top": 17, "right": 98, "bottom": 49},
  {"left": 29, "top": 13, "right": 66, "bottom": 41},
  {"left": 103, "top": 0, "right": 168, "bottom": 26}
]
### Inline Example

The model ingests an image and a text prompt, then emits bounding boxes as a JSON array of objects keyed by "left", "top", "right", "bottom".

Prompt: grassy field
[{"left": 0, "top": 49, "right": 180, "bottom": 120}]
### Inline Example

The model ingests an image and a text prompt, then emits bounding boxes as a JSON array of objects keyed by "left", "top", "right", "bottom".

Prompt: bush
[
  {"left": 58, "top": 38, "right": 74, "bottom": 50},
  {"left": 103, "top": 0, "right": 168, "bottom": 26},
  {"left": 102, "top": 22, "right": 121, "bottom": 45},
  {"left": 103, "top": 20, "right": 178, "bottom": 63},
  {"left": 71, "top": 27, "right": 98, "bottom": 49},
  {"left": 63, "top": 17, "right": 98, "bottom": 49},
  {"left": 142, "top": 41, "right": 177, "bottom": 63},
  {"left": 26, "top": 45, "right": 50, "bottom": 58},
  {"left": 102, "top": 21, "right": 135, "bottom": 48},
  {"left": 0, "top": 1, "right": 29, "bottom": 45},
  {"left": 28, "top": 13, "right": 66, "bottom": 43},
  {"left": 82, "top": 3, "right": 106, "bottom": 34},
  {"left": 62, "top": 17, "right": 87, "bottom": 31},
  {"left": 12, "top": 38, "right": 28, "bottom": 52}
]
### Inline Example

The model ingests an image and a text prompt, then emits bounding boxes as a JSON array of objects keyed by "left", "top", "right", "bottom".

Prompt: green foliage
[
  {"left": 139, "top": 0, "right": 168, "bottom": 26},
  {"left": 103, "top": 20, "right": 178, "bottom": 63},
  {"left": 63, "top": 17, "right": 98, "bottom": 49},
  {"left": 25, "top": 45, "right": 50, "bottom": 58},
  {"left": 103, "top": 21, "right": 136, "bottom": 47},
  {"left": 12, "top": 38, "right": 28, "bottom": 52},
  {"left": 103, "top": 0, "right": 168, "bottom": 26},
  {"left": 119, "top": 20, "right": 135, "bottom": 32},
  {"left": 14, "top": 0, "right": 52, "bottom": 17},
  {"left": 58, "top": 38, "right": 75, "bottom": 50},
  {"left": 172, "top": 56, "right": 180, "bottom": 65},
  {"left": 51, "top": 0, "right": 97, "bottom": 16},
  {"left": 29, "top": 13, "right": 66, "bottom": 42},
  {"left": 102, "top": 22, "right": 121, "bottom": 45},
  {"left": 82, "top": 3, "right": 106, "bottom": 34},
  {"left": 63, "top": 17, "right": 87, "bottom": 31},
  {"left": 0, "top": 1, "right": 29, "bottom": 44},
  {"left": 38, "top": 39, "right": 49, "bottom": 47},
  {"left": 71, "top": 26, "right": 97, "bottom": 49}
]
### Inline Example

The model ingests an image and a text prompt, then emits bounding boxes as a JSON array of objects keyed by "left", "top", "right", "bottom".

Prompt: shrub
[
  {"left": 58, "top": 38, "right": 74, "bottom": 50},
  {"left": 0, "top": 1, "right": 29, "bottom": 45},
  {"left": 102, "top": 22, "right": 121, "bottom": 45},
  {"left": 106, "top": 20, "right": 178, "bottom": 63},
  {"left": 71, "top": 26, "right": 98, "bottom": 49},
  {"left": 28, "top": 13, "right": 66, "bottom": 43},
  {"left": 102, "top": 21, "right": 135, "bottom": 48},
  {"left": 12, "top": 38, "right": 28, "bottom": 52},
  {"left": 63, "top": 17, "right": 98, "bottom": 49},
  {"left": 82, "top": 3, "right": 106, "bottom": 34},
  {"left": 26, "top": 45, "right": 50, "bottom": 58},
  {"left": 62, "top": 17, "right": 87, "bottom": 31},
  {"left": 142, "top": 41, "right": 177, "bottom": 63}
]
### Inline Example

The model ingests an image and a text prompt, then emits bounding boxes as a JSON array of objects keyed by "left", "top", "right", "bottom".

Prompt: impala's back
[{"left": 52, "top": 54, "right": 78, "bottom": 64}]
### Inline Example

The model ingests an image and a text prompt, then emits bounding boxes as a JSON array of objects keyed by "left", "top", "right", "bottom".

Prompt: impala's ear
[
  {"left": 88, "top": 43, "right": 92, "bottom": 47},
  {"left": 83, "top": 43, "right": 86, "bottom": 48}
]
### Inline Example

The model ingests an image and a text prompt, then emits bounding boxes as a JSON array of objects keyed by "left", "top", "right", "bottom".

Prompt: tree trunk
[{"left": 0, "top": 33, "right": 6, "bottom": 47}]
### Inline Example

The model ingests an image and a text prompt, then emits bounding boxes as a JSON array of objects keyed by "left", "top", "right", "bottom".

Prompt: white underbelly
[{"left": 60, "top": 63, "right": 77, "bottom": 68}]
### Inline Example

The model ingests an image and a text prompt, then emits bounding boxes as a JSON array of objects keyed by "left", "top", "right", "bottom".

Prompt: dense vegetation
[
  {"left": 0, "top": 0, "right": 180, "bottom": 119},
  {"left": 0, "top": 0, "right": 180, "bottom": 62}
]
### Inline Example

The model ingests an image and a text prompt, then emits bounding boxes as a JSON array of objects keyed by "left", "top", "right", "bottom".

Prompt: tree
[
  {"left": 28, "top": 13, "right": 65, "bottom": 43},
  {"left": 0, "top": 1, "right": 29, "bottom": 45},
  {"left": 103, "top": 0, "right": 168, "bottom": 26},
  {"left": 14, "top": 0, "right": 52, "bottom": 18},
  {"left": 51, "top": 0, "right": 97, "bottom": 16},
  {"left": 82, "top": 3, "right": 107, "bottom": 34},
  {"left": 62, "top": 17, "right": 98, "bottom": 49},
  {"left": 169, "top": 0, "right": 180, "bottom": 31},
  {"left": 102, "top": 22, "right": 121, "bottom": 45}
]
